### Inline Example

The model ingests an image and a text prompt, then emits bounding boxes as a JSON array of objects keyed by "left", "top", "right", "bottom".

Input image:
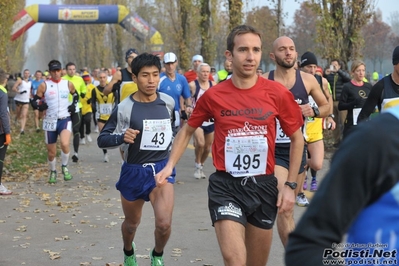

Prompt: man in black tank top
[{"left": 263, "top": 36, "right": 330, "bottom": 248}]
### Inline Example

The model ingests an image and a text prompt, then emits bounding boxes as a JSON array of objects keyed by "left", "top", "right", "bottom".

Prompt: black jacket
[{"left": 325, "top": 70, "right": 351, "bottom": 101}]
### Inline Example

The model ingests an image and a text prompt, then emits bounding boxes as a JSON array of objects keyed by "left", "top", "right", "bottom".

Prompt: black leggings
[
  {"left": 71, "top": 111, "right": 82, "bottom": 153},
  {"left": 79, "top": 112, "right": 92, "bottom": 138},
  {"left": 0, "top": 134, "right": 8, "bottom": 183}
]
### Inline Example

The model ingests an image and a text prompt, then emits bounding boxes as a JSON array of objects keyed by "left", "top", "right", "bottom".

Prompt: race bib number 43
[
  {"left": 225, "top": 136, "right": 267, "bottom": 177},
  {"left": 140, "top": 119, "right": 172, "bottom": 150}
]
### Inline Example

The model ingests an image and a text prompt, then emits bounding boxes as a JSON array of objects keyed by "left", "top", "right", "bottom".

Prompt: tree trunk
[
  {"left": 199, "top": 0, "right": 215, "bottom": 64},
  {"left": 178, "top": 0, "right": 191, "bottom": 71},
  {"left": 228, "top": 0, "right": 243, "bottom": 31}
]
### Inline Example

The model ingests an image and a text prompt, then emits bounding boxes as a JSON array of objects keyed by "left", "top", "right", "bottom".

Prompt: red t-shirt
[
  {"left": 188, "top": 77, "right": 303, "bottom": 175},
  {"left": 184, "top": 70, "right": 214, "bottom": 83}
]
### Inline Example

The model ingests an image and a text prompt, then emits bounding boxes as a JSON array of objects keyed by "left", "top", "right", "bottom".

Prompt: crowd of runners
[{"left": 1, "top": 24, "right": 399, "bottom": 266}]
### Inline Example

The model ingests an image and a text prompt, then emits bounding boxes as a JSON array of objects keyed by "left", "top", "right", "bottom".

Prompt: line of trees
[{"left": 1, "top": 0, "right": 398, "bottom": 74}]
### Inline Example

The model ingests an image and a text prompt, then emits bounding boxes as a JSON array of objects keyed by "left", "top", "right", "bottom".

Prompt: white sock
[
  {"left": 195, "top": 163, "right": 202, "bottom": 169},
  {"left": 61, "top": 152, "right": 70, "bottom": 166},
  {"left": 48, "top": 158, "right": 56, "bottom": 171}
]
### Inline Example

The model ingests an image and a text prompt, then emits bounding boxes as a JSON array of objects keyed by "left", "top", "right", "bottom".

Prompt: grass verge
[{"left": 3, "top": 110, "right": 49, "bottom": 182}]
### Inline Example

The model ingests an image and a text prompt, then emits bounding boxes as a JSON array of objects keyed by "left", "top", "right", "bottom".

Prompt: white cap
[
  {"left": 192, "top": 54, "right": 203, "bottom": 62},
  {"left": 163, "top": 52, "right": 177, "bottom": 63}
]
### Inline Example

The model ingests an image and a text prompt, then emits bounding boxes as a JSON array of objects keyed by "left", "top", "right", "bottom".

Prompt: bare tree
[
  {"left": 362, "top": 10, "right": 392, "bottom": 72},
  {"left": 228, "top": 0, "right": 243, "bottom": 30},
  {"left": 286, "top": 2, "right": 318, "bottom": 56},
  {"left": 308, "top": 0, "right": 375, "bottom": 69},
  {"left": 246, "top": 6, "right": 279, "bottom": 71}
]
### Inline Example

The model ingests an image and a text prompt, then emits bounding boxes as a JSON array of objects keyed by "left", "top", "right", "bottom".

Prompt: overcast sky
[{"left": 24, "top": 0, "right": 399, "bottom": 47}]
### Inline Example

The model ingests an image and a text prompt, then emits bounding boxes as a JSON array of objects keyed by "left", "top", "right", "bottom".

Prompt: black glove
[
  {"left": 181, "top": 110, "right": 188, "bottom": 120},
  {"left": 112, "top": 82, "right": 121, "bottom": 93},
  {"left": 38, "top": 102, "right": 48, "bottom": 111},
  {"left": 68, "top": 104, "right": 75, "bottom": 114},
  {"left": 87, "top": 98, "right": 92, "bottom": 105},
  {"left": 20, "top": 90, "right": 27, "bottom": 94},
  {"left": 80, "top": 93, "right": 86, "bottom": 99}
]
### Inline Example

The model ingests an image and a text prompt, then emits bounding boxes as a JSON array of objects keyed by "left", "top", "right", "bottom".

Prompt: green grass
[{"left": 4, "top": 111, "right": 49, "bottom": 182}]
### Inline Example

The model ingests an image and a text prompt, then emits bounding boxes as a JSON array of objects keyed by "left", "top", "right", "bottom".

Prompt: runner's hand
[
  {"left": 154, "top": 166, "right": 173, "bottom": 187},
  {"left": 124, "top": 128, "right": 140, "bottom": 144},
  {"left": 276, "top": 186, "right": 295, "bottom": 213},
  {"left": 38, "top": 102, "right": 48, "bottom": 111},
  {"left": 4, "top": 134, "right": 11, "bottom": 145}
]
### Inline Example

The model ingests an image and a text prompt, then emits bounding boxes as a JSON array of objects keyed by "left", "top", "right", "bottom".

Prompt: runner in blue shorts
[
  {"left": 97, "top": 53, "right": 175, "bottom": 266},
  {"left": 33, "top": 60, "right": 77, "bottom": 184}
]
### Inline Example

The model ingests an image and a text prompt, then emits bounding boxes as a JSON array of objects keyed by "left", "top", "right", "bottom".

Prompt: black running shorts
[
  {"left": 275, "top": 145, "right": 307, "bottom": 174},
  {"left": 208, "top": 171, "right": 278, "bottom": 230}
]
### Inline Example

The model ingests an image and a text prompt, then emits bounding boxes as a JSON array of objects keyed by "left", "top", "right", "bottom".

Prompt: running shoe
[
  {"left": 194, "top": 168, "right": 201, "bottom": 179},
  {"left": 0, "top": 183, "right": 12, "bottom": 195},
  {"left": 79, "top": 138, "right": 86, "bottom": 145},
  {"left": 296, "top": 193, "right": 309, "bottom": 207},
  {"left": 104, "top": 154, "right": 109, "bottom": 163},
  {"left": 124, "top": 242, "right": 138, "bottom": 266},
  {"left": 20, "top": 131, "right": 25, "bottom": 135},
  {"left": 48, "top": 170, "right": 57, "bottom": 184},
  {"left": 200, "top": 169, "right": 206, "bottom": 179},
  {"left": 310, "top": 179, "right": 318, "bottom": 192},
  {"left": 36, "top": 127, "right": 40, "bottom": 133},
  {"left": 94, "top": 125, "right": 99, "bottom": 133},
  {"left": 62, "top": 165, "right": 73, "bottom": 181},
  {"left": 86, "top": 134, "right": 93, "bottom": 143},
  {"left": 150, "top": 249, "right": 164, "bottom": 266},
  {"left": 303, "top": 176, "right": 308, "bottom": 190},
  {"left": 72, "top": 153, "right": 79, "bottom": 163}
]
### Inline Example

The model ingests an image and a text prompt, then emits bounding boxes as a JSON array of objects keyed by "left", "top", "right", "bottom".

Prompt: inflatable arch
[{"left": 11, "top": 4, "right": 164, "bottom": 55}]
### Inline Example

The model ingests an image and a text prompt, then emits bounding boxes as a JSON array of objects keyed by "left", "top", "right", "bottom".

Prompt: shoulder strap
[
  {"left": 194, "top": 80, "right": 201, "bottom": 100},
  {"left": 268, "top": 70, "right": 274, "bottom": 80}
]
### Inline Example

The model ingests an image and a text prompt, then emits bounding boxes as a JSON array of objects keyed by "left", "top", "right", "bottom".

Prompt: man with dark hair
[
  {"left": 324, "top": 59, "right": 351, "bottom": 147},
  {"left": 62, "top": 62, "right": 87, "bottom": 163},
  {"left": 300, "top": 51, "right": 335, "bottom": 194},
  {"left": 98, "top": 53, "right": 175, "bottom": 266},
  {"left": 155, "top": 25, "right": 304, "bottom": 265},
  {"left": 103, "top": 48, "right": 139, "bottom": 104},
  {"left": 33, "top": 60, "right": 78, "bottom": 183}
]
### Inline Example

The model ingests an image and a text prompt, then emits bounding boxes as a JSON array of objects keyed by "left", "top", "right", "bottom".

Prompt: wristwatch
[
  {"left": 284, "top": 181, "right": 297, "bottom": 190},
  {"left": 312, "top": 106, "right": 320, "bottom": 117},
  {"left": 328, "top": 114, "right": 335, "bottom": 118}
]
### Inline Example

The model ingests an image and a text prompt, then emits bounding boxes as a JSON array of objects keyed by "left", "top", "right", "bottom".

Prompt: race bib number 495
[{"left": 225, "top": 136, "right": 267, "bottom": 177}]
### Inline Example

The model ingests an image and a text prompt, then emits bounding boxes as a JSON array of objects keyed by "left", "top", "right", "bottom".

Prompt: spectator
[{"left": 324, "top": 59, "right": 351, "bottom": 147}]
